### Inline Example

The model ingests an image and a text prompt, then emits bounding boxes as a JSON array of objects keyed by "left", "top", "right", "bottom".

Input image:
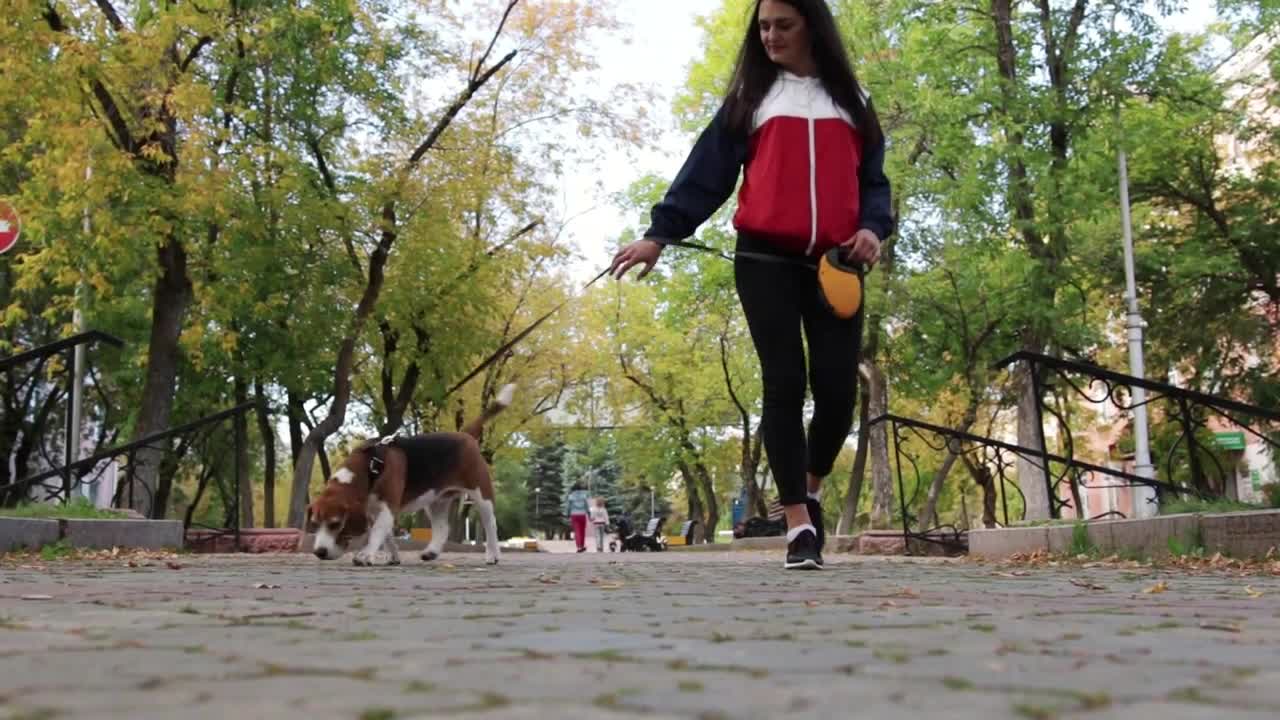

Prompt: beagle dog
[{"left": 308, "top": 384, "right": 514, "bottom": 566}]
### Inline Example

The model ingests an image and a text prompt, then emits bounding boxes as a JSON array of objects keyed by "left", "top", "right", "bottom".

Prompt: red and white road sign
[{"left": 0, "top": 201, "right": 20, "bottom": 254}]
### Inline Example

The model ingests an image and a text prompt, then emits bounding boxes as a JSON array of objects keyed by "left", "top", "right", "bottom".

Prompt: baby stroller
[{"left": 610, "top": 513, "right": 667, "bottom": 552}]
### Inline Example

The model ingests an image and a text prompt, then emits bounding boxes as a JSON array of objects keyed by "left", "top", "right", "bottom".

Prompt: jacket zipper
[{"left": 805, "top": 94, "right": 818, "bottom": 256}]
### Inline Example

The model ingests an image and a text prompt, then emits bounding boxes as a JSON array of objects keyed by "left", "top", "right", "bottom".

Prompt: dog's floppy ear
[{"left": 340, "top": 495, "right": 369, "bottom": 537}]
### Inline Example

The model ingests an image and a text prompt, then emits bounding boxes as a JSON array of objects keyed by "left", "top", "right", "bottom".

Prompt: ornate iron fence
[
  {"left": 995, "top": 351, "right": 1279, "bottom": 519},
  {"left": 868, "top": 413, "right": 1168, "bottom": 554},
  {"left": 0, "top": 330, "right": 124, "bottom": 502},
  {"left": 2, "top": 331, "right": 259, "bottom": 549},
  {"left": 2, "top": 401, "right": 256, "bottom": 548}
]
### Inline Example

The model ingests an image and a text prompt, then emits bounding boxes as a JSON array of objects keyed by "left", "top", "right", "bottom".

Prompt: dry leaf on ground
[{"left": 1142, "top": 581, "right": 1169, "bottom": 594}]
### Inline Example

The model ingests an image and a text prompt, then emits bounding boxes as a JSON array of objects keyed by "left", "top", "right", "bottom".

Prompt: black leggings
[{"left": 734, "top": 233, "right": 864, "bottom": 507}]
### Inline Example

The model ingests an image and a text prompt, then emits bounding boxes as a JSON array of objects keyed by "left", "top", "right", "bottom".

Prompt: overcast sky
[{"left": 551, "top": 0, "right": 724, "bottom": 282}]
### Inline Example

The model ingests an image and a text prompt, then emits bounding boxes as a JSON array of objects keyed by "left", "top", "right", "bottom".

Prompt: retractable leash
[
  {"left": 657, "top": 239, "right": 867, "bottom": 321},
  {"left": 443, "top": 266, "right": 613, "bottom": 398},
  {"left": 447, "top": 239, "right": 867, "bottom": 398}
]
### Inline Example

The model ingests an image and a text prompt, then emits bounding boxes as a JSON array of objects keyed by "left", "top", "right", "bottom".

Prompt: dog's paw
[
  {"left": 485, "top": 553, "right": 499, "bottom": 565},
  {"left": 388, "top": 556, "right": 402, "bottom": 566},
  {"left": 353, "top": 550, "right": 385, "bottom": 566},
  {"left": 420, "top": 550, "right": 439, "bottom": 562}
]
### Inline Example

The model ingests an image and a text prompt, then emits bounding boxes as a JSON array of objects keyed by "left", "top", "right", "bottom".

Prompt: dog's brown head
[{"left": 308, "top": 456, "right": 371, "bottom": 560}]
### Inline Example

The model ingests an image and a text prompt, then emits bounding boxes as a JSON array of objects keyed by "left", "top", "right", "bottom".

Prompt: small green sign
[{"left": 1214, "top": 431, "right": 1246, "bottom": 450}]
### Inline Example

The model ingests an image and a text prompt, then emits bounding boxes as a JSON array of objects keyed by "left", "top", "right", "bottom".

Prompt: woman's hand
[
  {"left": 841, "top": 229, "right": 881, "bottom": 267},
  {"left": 610, "top": 238, "right": 664, "bottom": 280}
]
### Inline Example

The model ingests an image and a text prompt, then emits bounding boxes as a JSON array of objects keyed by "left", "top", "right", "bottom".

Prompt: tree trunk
[
  {"left": 744, "top": 426, "right": 766, "bottom": 519},
  {"left": 1015, "top": 361, "right": 1052, "bottom": 520},
  {"left": 961, "top": 453, "right": 1000, "bottom": 529},
  {"left": 694, "top": 462, "right": 718, "bottom": 543},
  {"left": 919, "top": 404, "right": 980, "bottom": 530},
  {"left": 234, "top": 375, "right": 254, "bottom": 528},
  {"left": 377, "top": 321, "right": 424, "bottom": 436},
  {"left": 286, "top": 389, "right": 304, "bottom": 466},
  {"left": 991, "top": 0, "right": 1074, "bottom": 521},
  {"left": 837, "top": 377, "right": 873, "bottom": 535},
  {"left": 133, "top": 238, "right": 193, "bottom": 519},
  {"left": 678, "top": 460, "right": 704, "bottom": 536},
  {"left": 255, "top": 379, "right": 276, "bottom": 527},
  {"left": 285, "top": 393, "right": 308, "bottom": 526},
  {"left": 919, "top": 452, "right": 960, "bottom": 531},
  {"left": 289, "top": 338, "right": 358, "bottom": 528},
  {"left": 865, "top": 361, "right": 894, "bottom": 529}
]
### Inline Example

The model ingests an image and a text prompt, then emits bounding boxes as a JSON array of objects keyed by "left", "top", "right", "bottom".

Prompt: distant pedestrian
[
  {"left": 589, "top": 496, "right": 611, "bottom": 552},
  {"left": 565, "top": 482, "right": 591, "bottom": 553}
]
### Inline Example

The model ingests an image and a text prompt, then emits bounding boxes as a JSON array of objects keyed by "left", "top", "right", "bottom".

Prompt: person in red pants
[{"left": 564, "top": 482, "right": 591, "bottom": 553}]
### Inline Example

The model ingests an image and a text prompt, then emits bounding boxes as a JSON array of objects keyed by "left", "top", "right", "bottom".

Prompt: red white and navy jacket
[{"left": 645, "top": 72, "right": 893, "bottom": 255}]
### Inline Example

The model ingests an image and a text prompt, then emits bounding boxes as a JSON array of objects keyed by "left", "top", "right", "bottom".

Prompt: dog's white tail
[{"left": 462, "top": 384, "right": 517, "bottom": 440}]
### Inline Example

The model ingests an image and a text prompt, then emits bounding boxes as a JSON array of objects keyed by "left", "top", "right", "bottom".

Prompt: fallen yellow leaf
[
  {"left": 1142, "top": 581, "right": 1169, "bottom": 594},
  {"left": 1245, "top": 586, "right": 1264, "bottom": 598}
]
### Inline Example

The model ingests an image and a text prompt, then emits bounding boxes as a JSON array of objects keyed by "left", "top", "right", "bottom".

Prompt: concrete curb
[
  {"left": 60, "top": 519, "right": 183, "bottom": 550},
  {"left": 970, "top": 509, "right": 1280, "bottom": 559},
  {"left": 0, "top": 516, "right": 183, "bottom": 552},
  {"left": 0, "top": 518, "right": 60, "bottom": 552}
]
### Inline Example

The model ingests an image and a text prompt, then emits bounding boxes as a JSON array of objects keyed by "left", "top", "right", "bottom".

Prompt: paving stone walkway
[{"left": 1, "top": 551, "right": 1278, "bottom": 719}]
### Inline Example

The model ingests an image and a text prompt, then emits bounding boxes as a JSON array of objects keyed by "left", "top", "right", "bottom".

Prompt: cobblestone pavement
[{"left": 1, "top": 551, "right": 1278, "bottom": 719}]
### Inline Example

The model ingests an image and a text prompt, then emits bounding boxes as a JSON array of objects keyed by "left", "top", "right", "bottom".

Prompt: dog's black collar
[{"left": 369, "top": 434, "right": 398, "bottom": 482}]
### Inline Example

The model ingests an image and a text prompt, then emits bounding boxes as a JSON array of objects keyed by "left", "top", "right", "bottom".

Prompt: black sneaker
[
  {"left": 806, "top": 497, "right": 826, "bottom": 554},
  {"left": 784, "top": 528, "right": 823, "bottom": 570}
]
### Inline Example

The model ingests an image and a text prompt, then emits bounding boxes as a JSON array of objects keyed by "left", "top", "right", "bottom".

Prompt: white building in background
[
  {"left": 1212, "top": 31, "right": 1280, "bottom": 503},
  {"left": 1215, "top": 31, "right": 1280, "bottom": 177}
]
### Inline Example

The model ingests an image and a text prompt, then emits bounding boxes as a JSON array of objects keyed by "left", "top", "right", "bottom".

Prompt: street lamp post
[
  {"left": 534, "top": 487, "right": 541, "bottom": 538},
  {"left": 1112, "top": 10, "right": 1158, "bottom": 518},
  {"left": 1118, "top": 148, "right": 1158, "bottom": 517}
]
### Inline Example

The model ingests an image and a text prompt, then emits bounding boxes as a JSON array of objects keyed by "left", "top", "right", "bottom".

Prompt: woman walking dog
[{"left": 611, "top": 0, "right": 893, "bottom": 569}]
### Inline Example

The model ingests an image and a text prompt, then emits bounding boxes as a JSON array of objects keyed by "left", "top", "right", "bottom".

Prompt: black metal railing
[
  {"left": 868, "top": 413, "right": 1186, "bottom": 554},
  {"left": 996, "top": 351, "right": 1279, "bottom": 519},
  {"left": 0, "top": 330, "right": 124, "bottom": 502},
  {"left": 1, "top": 401, "right": 257, "bottom": 550}
]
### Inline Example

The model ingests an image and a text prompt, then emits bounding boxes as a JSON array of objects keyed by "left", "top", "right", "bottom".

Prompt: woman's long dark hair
[{"left": 724, "top": 0, "right": 883, "bottom": 148}]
